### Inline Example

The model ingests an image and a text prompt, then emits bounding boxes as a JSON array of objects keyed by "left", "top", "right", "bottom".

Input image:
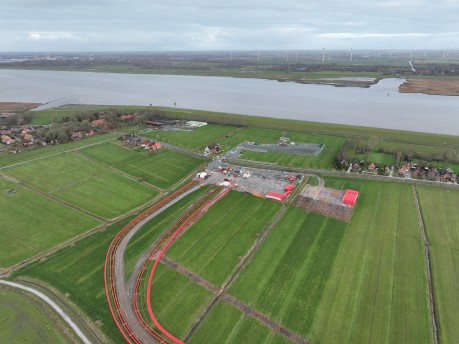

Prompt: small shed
[
  {"left": 284, "top": 184, "right": 295, "bottom": 192},
  {"left": 342, "top": 190, "right": 359, "bottom": 206}
]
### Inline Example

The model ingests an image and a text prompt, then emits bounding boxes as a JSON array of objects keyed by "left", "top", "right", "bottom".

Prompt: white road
[{"left": 0, "top": 279, "right": 92, "bottom": 344}]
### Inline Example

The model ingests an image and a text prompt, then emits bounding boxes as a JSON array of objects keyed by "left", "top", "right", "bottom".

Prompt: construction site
[{"left": 197, "top": 160, "right": 359, "bottom": 221}]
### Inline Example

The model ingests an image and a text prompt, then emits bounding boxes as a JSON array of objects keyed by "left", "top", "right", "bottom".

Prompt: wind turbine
[
  {"left": 322, "top": 48, "right": 325, "bottom": 62},
  {"left": 350, "top": 48, "right": 353, "bottom": 62}
]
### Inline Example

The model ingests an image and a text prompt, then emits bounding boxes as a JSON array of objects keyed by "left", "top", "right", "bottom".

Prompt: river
[{"left": 1, "top": 69, "right": 458, "bottom": 135}]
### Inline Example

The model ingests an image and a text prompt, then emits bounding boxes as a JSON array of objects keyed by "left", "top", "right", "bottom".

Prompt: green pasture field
[
  {"left": 375, "top": 140, "right": 459, "bottom": 163},
  {"left": 166, "top": 191, "right": 282, "bottom": 286},
  {"left": 311, "top": 179, "right": 431, "bottom": 344},
  {"left": 188, "top": 300, "right": 292, "bottom": 344},
  {"left": 417, "top": 186, "right": 459, "bottom": 344},
  {"left": 0, "top": 178, "right": 101, "bottom": 267},
  {"left": 366, "top": 152, "right": 396, "bottom": 166},
  {"left": 229, "top": 179, "right": 431, "bottom": 343},
  {"left": 143, "top": 124, "right": 239, "bottom": 151},
  {"left": 0, "top": 286, "right": 72, "bottom": 344},
  {"left": 229, "top": 208, "right": 347, "bottom": 340},
  {"left": 12, "top": 217, "right": 134, "bottom": 344},
  {"left": 123, "top": 186, "right": 212, "bottom": 279},
  {"left": 80, "top": 142, "right": 204, "bottom": 189},
  {"left": 3, "top": 152, "right": 156, "bottom": 219},
  {"left": 137, "top": 263, "right": 213, "bottom": 340},
  {"left": 0, "top": 133, "right": 117, "bottom": 168}
]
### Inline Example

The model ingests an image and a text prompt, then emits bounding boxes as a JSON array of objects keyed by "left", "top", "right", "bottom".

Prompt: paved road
[
  {"left": 0, "top": 279, "right": 92, "bottom": 344},
  {"left": 113, "top": 185, "right": 201, "bottom": 344}
]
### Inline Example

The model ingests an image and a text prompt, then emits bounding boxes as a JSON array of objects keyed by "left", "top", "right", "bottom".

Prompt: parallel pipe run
[
  {"left": 132, "top": 187, "right": 223, "bottom": 341},
  {"left": 145, "top": 188, "right": 231, "bottom": 344},
  {"left": 104, "top": 181, "right": 198, "bottom": 344}
]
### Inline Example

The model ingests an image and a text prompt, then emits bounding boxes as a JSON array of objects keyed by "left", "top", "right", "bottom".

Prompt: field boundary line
[
  {"left": 160, "top": 255, "right": 310, "bottom": 344},
  {"left": 0, "top": 279, "right": 92, "bottom": 344},
  {"left": 184, "top": 204, "right": 293, "bottom": 342},
  {"left": 0, "top": 136, "right": 116, "bottom": 170},
  {"left": 0, "top": 174, "right": 106, "bottom": 221},
  {"left": 74, "top": 150, "right": 163, "bottom": 192},
  {"left": 14, "top": 277, "right": 108, "bottom": 344},
  {"left": 412, "top": 186, "right": 439, "bottom": 344}
]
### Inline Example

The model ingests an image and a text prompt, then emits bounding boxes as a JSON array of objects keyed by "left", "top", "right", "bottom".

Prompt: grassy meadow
[
  {"left": 0, "top": 178, "right": 101, "bottom": 267},
  {"left": 166, "top": 191, "right": 282, "bottom": 286},
  {"left": 188, "top": 301, "right": 292, "bottom": 344},
  {"left": 12, "top": 217, "right": 134, "bottom": 344},
  {"left": 3, "top": 152, "right": 156, "bottom": 219},
  {"left": 80, "top": 142, "right": 204, "bottom": 189},
  {"left": 417, "top": 186, "right": 459, "bottom": 344},
  {"left": 0, "top": 286, "right": 72, "bottom": 344}
]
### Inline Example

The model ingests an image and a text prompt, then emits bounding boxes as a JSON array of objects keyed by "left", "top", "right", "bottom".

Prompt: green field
[
  {"left": 80, "top": 142, "right": 204, "bottom": 189},
  {"left": 0, "top": 133, "right": 117, "bottom": 168},
  {"left": 143, "top": 124, "right": 238, "bottom": 151},
  {"left": 188, "top": 301, "right": 292, "bottom": 344},
  {"left": 139, "top": 263, "right": 213, "bottom": 339},
  {"left": 0, "top": 178, "right": 101, "bottom": 267},
  {"left": 166, "top": 191, "right": 282, "bottom": 286},
  {"left": 310, "top": 179, "right": 431, "bottom": 344},
  {"left": 0, "top": 285, "right": 72, "bottom": 343},
  {"left": 417, "top": 186, "right": 459, "bottom": 344},
  {"left": 3, "top": 152, "right": 156, "bottom": 219},
  {"left": 12, "top": 217, "right": 134, "bottom": 344},
  {"left": 229, "top": 209, "right": 347, "bottom": 338}
]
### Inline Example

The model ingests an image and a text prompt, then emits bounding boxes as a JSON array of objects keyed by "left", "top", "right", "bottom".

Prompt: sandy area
[{"left": 399, "top": 79, "right": 459, "bottom": 96}]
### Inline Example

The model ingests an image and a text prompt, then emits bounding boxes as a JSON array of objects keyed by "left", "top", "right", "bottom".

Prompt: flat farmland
[
  {"left": 13, "top": 217, "right": 134, "bottom": 344},
  {"left": 166, "top": 191, "right": 282, "bottom": 286},
  {"left": 80, "top": 142, "right": 204, "bottom": 189},
  {"left": 417, "top": 186, "right": 459, "bottom": 344},
  {"left": 3, "top": 152, "right": 156, "bottom": 219},
  {"left": 310, "top": 179, "right": 431, "bottom": 344},
  {"left": 0, "top": 133, "right": 117, "bottom": 168},
  {"left": 0, "top": 286, "right": 72, "bottom": 344},
  {"left": 143, "top": 124, "right": 238, "bottom": 151},
  {"left": 229, "top": 179, "right": 431, "bottom": 343},
  {"left": 0, "top": 178, "right": 101, "bottom": 267},
  {"left": 188, "top": 301, "right": 292, "bottom": 344},
  {"left": 137, "top": 263, "right": 213, "bottom": 340}
]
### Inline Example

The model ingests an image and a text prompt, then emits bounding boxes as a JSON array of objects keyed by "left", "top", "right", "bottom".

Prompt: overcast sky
[{"left": 1, "top": 0, "right": 458, "bottom": 52}]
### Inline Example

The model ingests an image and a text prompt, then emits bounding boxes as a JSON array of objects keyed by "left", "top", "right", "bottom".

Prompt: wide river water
[{"left": 1, "top": 69, "right": 458, "bottom": 135}]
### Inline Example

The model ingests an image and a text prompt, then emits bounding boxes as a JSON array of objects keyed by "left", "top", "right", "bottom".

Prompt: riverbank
[{"left": 400, "top": 79, "right": 459, "bottom": 96}]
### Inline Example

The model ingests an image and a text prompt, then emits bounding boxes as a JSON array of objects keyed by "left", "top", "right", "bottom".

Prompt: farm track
[
  {"left": 0, "top": 279, "right": 92, "bottom": 344},
  {"left": 160, "top": 255, "right": 309, "bottom": 344},
  {"left": 412, "top": 186, "right": 439, "bottom": 344},
  {"left": 0, "top": 171, "right": 105, "bottom": 221},
  {"left": 12, "top": 277, "right": 106, "bottom": 344},
  {"left": 74, "top": 151, "right": 163, "bottom": 192},
  {"left": 105, "top": 180, "right": 201, "bottom": 344},
  {"left": 183, "top": 204, "right": 300, "bottom": 343}
]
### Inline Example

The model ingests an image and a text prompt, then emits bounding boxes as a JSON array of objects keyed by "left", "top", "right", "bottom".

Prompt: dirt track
[{"left": 399, "top": 79, "right": 459, "bottom": 96}]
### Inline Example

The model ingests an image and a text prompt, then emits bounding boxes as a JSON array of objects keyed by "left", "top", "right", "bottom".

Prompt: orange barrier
[{"left": 104, "top": 181, "right": 198, "bottom": 344}]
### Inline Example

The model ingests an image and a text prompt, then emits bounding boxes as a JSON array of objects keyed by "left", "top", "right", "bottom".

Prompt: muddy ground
[
  {"left": 399, "top": 79, "right": 459, "bottom": 96},
  {"left": 0, "top": 102, "right": 40, "bottom": 112}
]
